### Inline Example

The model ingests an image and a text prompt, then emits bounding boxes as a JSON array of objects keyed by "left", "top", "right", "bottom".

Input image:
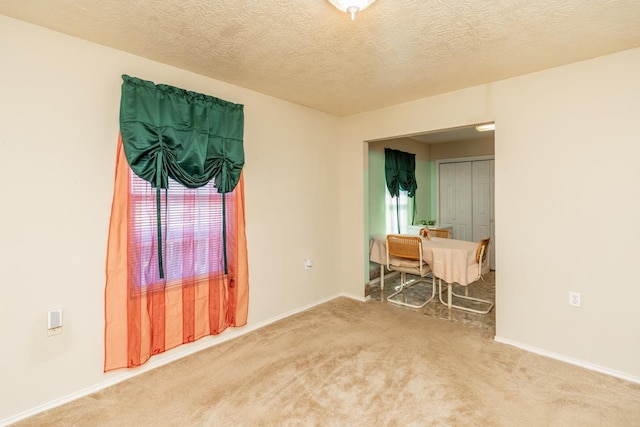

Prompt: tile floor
[{"left": 365, "top": 266, "right": 496, "bottom": 333}]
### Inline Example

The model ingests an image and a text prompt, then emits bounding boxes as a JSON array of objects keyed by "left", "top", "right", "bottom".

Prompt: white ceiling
[{"left": 2, "top": 0, "right": 640, "bottom": 117}]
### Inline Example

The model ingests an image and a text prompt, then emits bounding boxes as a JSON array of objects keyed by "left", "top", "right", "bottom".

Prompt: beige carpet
[{"left": 15, "top": 297, "right": 640, "bottom": 426}]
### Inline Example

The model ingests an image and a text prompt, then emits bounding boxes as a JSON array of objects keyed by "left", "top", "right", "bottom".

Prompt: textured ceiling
[{"left": 2, "top": 0, "right": 640, "bottom": 116}]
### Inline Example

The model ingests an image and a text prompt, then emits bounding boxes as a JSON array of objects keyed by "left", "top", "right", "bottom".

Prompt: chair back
[
  {"left": 475, "top": 238, "right": 491, "bottom": 264},
  {"left": 430, "top": 229, "right": 451, "bottom": 238},
  {"left": 386, "top": 235, "right": 423, "bottom": 261}
]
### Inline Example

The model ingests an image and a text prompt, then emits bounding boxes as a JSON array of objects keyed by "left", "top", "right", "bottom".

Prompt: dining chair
[
  {"left": 437, "top": 237, "right": 493, "bottom": 314},
  {"left": 385, "top": 234, "right": 436, "bottom": 309},
  {"left": 429, "top": 228, "right": 451, "bottom": 238}
]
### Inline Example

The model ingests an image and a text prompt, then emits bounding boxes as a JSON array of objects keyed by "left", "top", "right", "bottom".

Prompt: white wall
[
  {"left": 0, "top": 15, "right": 341, "bottom": 422},
  {"left": 340, "top": 48, "right": 640, "bottom": 381},
  {"left": 492, "top": 49, "right": 640, "bottom": 376}
]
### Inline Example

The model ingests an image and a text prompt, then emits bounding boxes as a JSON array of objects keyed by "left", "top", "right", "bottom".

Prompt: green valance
[
  {"left": 385, "top": 148, "right": 417, "bottom": 198},
  {"left": 119, "top": 75, "right": 244, "bottom": 278},
  {"left": 120, "top": 74, "right": 244, "bottom": 193}
]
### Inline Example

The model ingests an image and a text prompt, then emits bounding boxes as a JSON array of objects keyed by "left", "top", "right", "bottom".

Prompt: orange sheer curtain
[{"left": 104, "top": 135, "right": 248, "bottom": 371}]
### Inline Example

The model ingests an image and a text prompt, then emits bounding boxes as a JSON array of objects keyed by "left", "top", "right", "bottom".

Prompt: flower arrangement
[{"left": 419, "top": 227, "right": 430, "bottom": 240}]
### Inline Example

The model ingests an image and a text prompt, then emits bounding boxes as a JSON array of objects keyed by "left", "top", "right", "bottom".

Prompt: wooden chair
[
  {"left": 385, "top": 235, "right": 435, "bottom": 309},
  {"left": 429, "top": 228, "right": 451, "bottom": 238},
  {"left": 437, "top": 237, "right": 493, "bottom": 314}
]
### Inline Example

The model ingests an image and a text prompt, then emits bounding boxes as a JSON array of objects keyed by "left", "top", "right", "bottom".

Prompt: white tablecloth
[{"left": 369, "top": 234, "right": 488, "bottom": 286}]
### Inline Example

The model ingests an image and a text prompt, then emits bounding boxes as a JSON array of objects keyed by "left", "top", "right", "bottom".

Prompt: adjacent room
[
  {"left": 1, "top": 0, "right": 640, "bottom": 425},
  {"left": 366, "top": 125, "right": 496, "bottom": 329}
]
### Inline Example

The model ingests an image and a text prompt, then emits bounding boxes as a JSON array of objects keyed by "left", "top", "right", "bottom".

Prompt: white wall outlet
[
  {"left": 304, "top": 257, "right": 313, "bottom": 270},
  {"left": 569, "top": 292, "right": 581, "bottom": 308}
]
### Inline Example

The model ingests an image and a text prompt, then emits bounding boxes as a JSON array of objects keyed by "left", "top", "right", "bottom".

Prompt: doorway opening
[{"left": 365, "top": 123, "right": 495, "bottom": 331}]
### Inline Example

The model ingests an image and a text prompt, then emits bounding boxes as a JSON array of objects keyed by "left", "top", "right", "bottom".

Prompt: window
[
  {"left": 129, "top": 169, "right": 234, "bottom": 290},
  {"left": 385, "top": 187, "right": 412, "bottom": 234}
]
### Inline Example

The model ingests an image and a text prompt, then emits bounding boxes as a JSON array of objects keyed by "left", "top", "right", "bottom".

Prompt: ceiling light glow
[
  {"left": 476, "top": 123, "right": 495, "bottom": 132},
  {"left": 327, "top": 0, "right": 377, "bottom": 20}
]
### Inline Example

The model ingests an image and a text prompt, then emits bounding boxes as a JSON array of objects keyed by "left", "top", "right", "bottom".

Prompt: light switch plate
[
  {"left": 569, "top": 292, "right": 581, "bottom": 308},
  {"left": 48, "top": 309, "right": 63, "bottom": 329}
]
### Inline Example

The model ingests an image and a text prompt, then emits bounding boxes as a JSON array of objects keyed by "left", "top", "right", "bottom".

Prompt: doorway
[{"left": 365, "top": 123, "right": 495, "bottom": 328}]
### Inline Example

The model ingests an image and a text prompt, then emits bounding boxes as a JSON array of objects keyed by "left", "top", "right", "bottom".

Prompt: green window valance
[
  {"left": 119, "top": 75, "right": 245, "bottom": 278},
  {"left": 385, "top": 148, "right": 417, "bottom": 197},
  {"left": 120, "top": 74, "right": 244, "bottom": 193}
]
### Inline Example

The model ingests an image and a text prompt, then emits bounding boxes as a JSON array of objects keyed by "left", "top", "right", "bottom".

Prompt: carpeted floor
[{"left": 14, "top": 296, "right": 640, "bottom": 426}]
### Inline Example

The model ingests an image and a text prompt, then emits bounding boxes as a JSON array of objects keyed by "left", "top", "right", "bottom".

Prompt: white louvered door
[{"left": 439, "top": 159, "right": 495, "bottom": 269}]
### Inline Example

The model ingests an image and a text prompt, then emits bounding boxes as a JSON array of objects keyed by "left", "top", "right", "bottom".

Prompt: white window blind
[
  {"left": 129, "top": 169, "right": 234, "bottom": 287},
  {"left": 385, "top": 188, "right": 411, "bottom": 234}
]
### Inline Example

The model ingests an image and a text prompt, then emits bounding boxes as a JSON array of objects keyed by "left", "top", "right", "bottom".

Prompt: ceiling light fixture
[
  {"left": 476, "top": 123, "right": 495, "bottom": 132},
  {"left": 327, "top": 0, "right": 377, "bottom": 20}
]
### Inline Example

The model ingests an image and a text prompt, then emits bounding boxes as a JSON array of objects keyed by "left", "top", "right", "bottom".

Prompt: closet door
[
  {"left": 439, "top": 163, "right": 456, "bottom": 230},
  {"left": 472, "top": 160, "right": 491, "bottom": 242},
  {"left": 439, "top": 159, "right": 495, "bottom": 270},
  {"left": 454, "top": 162, "right": 473, "bottom": 241},
  {"left": 439, "top": 162, "right": 472, "bottom": 241}
]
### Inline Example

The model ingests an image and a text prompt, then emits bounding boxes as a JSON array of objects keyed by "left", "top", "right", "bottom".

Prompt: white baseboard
[
  {"left": 494, "top": 336, "right": 640, "bottom": 385},
  {"left": 1, "top": 293, "right": 361, "bottom": 426}
]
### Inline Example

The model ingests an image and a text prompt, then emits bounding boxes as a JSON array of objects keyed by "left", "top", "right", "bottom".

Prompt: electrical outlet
[
  {"left": 569, "top": 292, "right": 581, "bottom": 308},
  {"left": 304, "top": 258, "right": 313, "bottom": 270}
]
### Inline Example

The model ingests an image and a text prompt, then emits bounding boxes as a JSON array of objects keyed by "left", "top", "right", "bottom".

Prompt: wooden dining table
[{"left": 369, "top": 234, "right": 488, "bottom": 290}]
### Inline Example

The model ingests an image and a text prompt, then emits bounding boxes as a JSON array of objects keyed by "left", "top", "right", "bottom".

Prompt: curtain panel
[
  {"left": 105, "top": 136, "right": 249, "bottom": 371},
  {"left": 105, "top": 76, "right": 248, "bottom": 371}
]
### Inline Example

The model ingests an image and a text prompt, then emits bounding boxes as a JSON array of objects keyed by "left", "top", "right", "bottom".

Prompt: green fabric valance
[
  {"left": 120, "top": 74, "right": 244, "bottom": 193},
  {"left": 385, "top": 148, "right": 417, "bottom": 198},
  {"left": 119, "top": 75, "right": 245, "bottom": 278}
]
